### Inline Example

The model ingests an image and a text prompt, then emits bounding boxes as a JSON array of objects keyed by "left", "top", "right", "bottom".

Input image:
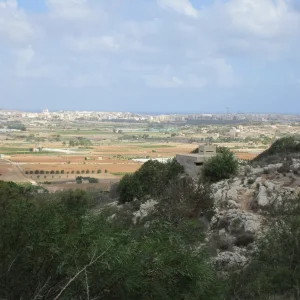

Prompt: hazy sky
[{"left": 1, "top": 0, "right": 300, "bottom": 113}]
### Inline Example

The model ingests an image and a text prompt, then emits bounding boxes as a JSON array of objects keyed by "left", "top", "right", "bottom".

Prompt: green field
[
  {"left": 56, "top": 131, "right": 113, "bottom": 135},
  {"left": 0, "top": 147, "right": 30, "bottom": 152}
]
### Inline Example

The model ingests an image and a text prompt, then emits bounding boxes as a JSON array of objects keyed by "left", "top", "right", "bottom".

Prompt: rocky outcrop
[
  {"left": 132, "top": 199, "right": 158, "bottom": 224},
  {"left": 209, "top": 162, "right": 300, "bottom": 272},
  {"left": 214, "top": 250, "right": 248, "bottom": 272}
]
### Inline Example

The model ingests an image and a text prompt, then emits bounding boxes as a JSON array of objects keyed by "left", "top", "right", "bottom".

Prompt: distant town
[{"left": 1, "top": 109, "right": 300, "bottom": 124}]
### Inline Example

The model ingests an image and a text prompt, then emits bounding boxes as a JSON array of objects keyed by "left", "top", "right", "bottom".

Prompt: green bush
[
  {"left": 202, "top": 148, "right": 238, "bottom": 183},
  {"left": 0, "top": 181, "right": 222, "bottom": 300},
  {"left": 117, "top": 159, "right": 184, "bottom": 204},
  {"left": 155, "top": 176, "right": 214, "bottom": 223},
  {"left": 253, "top": 136, "right": 300, "bottom": 165}
]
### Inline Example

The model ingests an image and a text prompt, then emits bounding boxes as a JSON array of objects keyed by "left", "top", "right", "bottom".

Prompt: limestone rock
[
  {"left": 227, "top": 200, "right": 241, "bottom": 209},
  {"left": 132, "top": 199, "right": 158, "bottom": 224},
  {"left": 256, "top": 185, "right": 269, "bottom": 207},
  {"left": 227, "top": 188, "right": 238, "bottom": 202},
  {"left": 214, "top": 251, "right": 248, "bottom": 271},
  {"left": 212, "top": 209, "right": 260, "bottom": 237}
]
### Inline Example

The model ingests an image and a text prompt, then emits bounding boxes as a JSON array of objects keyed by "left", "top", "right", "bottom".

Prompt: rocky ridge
[{"left": 210, "top": 159, "right": 300, "bottom": 272}]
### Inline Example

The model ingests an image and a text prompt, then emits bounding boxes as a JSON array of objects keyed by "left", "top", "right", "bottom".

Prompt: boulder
[
  {"left": 264, "top": 180, "right": 277, "bottom": 192},
  {"left": 212, "top": 209, "right": 260, "bottom": 237},
  {"left": 214, "top": 251, "right": 248, "bottom": 271},
  {"left": 228, "top": 200, "right": 241, "bottom": 209},
  {"left": 256, "top": 185, "right": 269, "bottom": 207},
  {"left": 132, "top": 199, "right": 158, "bottom": 224},
  {"left": 227, "top": 188, "right": 238, "bottom": 202}
]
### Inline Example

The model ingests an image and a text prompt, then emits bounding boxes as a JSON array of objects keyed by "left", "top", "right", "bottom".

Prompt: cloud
[
  {"left": 65, "top": 35, "right": 120, "bottom": 53},
  {"left": 224, "top": 0, "right": 300, "bottom": 38},
  {"left": 157, "top": 0, "right": 198, "bottom": 18},
  {"left": 0, "top": 0, "right": 35, "bottom": 43},
  {"left": 46, "top": 0, "right": 93, "bottom": 21},
  {"left": 1, "top": 0, "right": 300, "bottom": 112}
]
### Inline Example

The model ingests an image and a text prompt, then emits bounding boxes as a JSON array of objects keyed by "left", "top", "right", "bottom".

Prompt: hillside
[
  {"left": 1, "top": 138, "right": 300, "bottom": 299},
  {"left": 253, "top": 136, "right": 300, "bottom": 165}
]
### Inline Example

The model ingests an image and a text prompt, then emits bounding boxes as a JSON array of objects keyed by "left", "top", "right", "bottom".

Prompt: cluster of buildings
[{"left": 1, "top": 109, "right": 300, "bottom": 125}]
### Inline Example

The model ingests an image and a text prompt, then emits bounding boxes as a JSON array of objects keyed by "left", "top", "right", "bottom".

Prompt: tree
[
  {"left": 202, "top": 148, "right": 238, "bottom": 183},
  {"left": 55, "top": 170, "right": 59, "bottom": 174},
  {"left": 61, "top": 170, "right": 64, "bottom": 174},
  {"left": 97, "top": 169, "right": 101, "bottom": 174},
  {"left": 118, "top": 159, "right": 184, "bottom": 204},
  {"left": 50, "top": 170, "right": 55, "bottom": 174},
  {"left": 35, "top": 170, "right": 39, "bottom": 174},
  {"left": 86, "top": 170, "right": 90, "bottom": 174},
  {"left": 40, "top": 170, "right": 45, "bottom": 174}
]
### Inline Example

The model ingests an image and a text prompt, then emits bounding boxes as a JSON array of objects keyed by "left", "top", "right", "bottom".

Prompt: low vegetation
[
  {"left": 202, "top": 147, "right": 238, "bottom": 183},
  {"left": 117, "top": 159, "right": 184, "bottom": 204},
  {"left": 253, "top": 136, "right": 300, "bottom": 165},
  {"left": 0, "top": 181, "right": 221, "bottom": 300},
  {"left": 76, "top": 176, "right": 99, "bottom": 184}
]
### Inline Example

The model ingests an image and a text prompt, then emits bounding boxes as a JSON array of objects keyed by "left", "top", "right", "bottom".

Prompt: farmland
[{"left": 1, "top": 114, "right": 287, "bottom": 191}]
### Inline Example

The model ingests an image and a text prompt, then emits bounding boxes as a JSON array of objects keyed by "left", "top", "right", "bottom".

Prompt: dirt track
[{"left": 0, "top": 160, "right": 33, "bottom": 183}]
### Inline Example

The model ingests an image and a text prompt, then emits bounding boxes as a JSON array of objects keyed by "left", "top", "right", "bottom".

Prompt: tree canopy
[{"left": 117, "top": 159, "right": 184, "bottom": 204}]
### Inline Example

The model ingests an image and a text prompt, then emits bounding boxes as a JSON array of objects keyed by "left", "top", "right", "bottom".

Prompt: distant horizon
[{"left": 2, "top": 107, "right": 300, "bottom": 116}]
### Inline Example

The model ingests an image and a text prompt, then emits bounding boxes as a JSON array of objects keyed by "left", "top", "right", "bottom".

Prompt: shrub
[
  {"left": 86, "top": 170, "right": 90, "bottom": 174},
  {"left": 97, "top": 169, "right": 101, "bottom": 174},
  {"left": 202, "top": 148, "right": 238, "bottom": 183},
  {"left": 40, "top": 170, "right": 45, "bottom": 174},
  {"left": 61, "top": 170, "right": 64, "bottom": 174},
  {"left": 0, "top": 182, "right": 222, "bottom": 300},
  {"left": 34, "top": 170, "right": 39, "bottom": 174},
  {"left": 55, "top": 170, "right": 59, "bottom": 174},
  {"left": 50, "top": 170, "right": 55, "bottom": 174},
  {"left": 155, "top": 176, "right": 214, "bottom": 223},
  {"left": 253, "top": 136, "right": 300, "bottom": 165},
  {"left": 118, "top": 159, "right": 184, "bottom": 204},
  {"left": 247, "top": 178, "right": 255, "bottom": 185},
  {"left": 25, "top": 171, "right": 28, "bottom": 174}
]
